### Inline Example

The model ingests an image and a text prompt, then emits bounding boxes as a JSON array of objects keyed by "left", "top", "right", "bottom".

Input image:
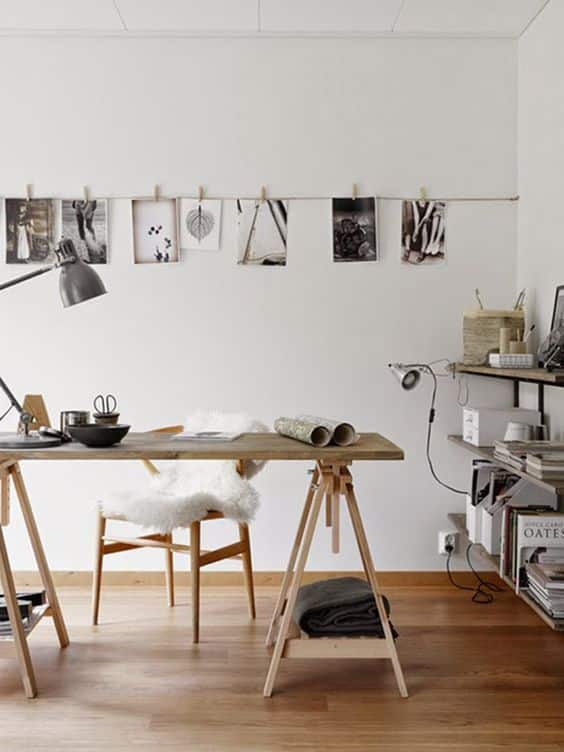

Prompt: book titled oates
[{"left": 516, "top": 514, "right": 564, "bottom": 593}]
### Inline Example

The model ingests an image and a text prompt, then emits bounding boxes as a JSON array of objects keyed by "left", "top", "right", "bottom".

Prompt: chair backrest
[{"left": 142, "top": 424, "right": 244, "bottom": 477}]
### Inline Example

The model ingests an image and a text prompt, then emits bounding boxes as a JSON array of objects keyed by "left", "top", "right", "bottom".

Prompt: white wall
[
  {"left": 518, "top": 1, "right": 564, "bottom": 436},
  {"left": 0, "top": 36, "right": 517, "bottom": 572}
]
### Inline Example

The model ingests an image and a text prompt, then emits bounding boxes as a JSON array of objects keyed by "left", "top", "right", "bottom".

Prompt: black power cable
[{"left": 445, "top": 543, "right": 504, "bottom": 604}]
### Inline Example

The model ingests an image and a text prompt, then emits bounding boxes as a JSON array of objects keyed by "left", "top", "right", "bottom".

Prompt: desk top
[{"left": 0, "top": 432, "right": 403, "bottom": 462}]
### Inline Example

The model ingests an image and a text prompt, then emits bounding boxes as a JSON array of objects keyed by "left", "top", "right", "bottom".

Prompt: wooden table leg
[
  {"left": 10, "top": 464, "right": 69, "bottom": 649},
  {"left": 263, "top": 469, "right": 329, "bottom": 697},
  {"left": 331, "top": 467, "right": 340, "bottom": 554},
  {"left": 344, "top": 476, "right": 408, "bottom": 698},
  {"left": 0, "top": 524, "right": 37, "bottom": 698},
  {"left": 265, "top": 466, "right": 320, "bottom": 648}
]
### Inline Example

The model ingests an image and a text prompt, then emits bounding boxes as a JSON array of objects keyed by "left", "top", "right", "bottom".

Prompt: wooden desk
[{"left": 0, "top": 432, "right": 407, "bottom": 699}]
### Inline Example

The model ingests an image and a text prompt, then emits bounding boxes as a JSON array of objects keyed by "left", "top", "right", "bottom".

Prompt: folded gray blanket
[{"left": 293, "top": 576, "right": 398, "bottom": 639}]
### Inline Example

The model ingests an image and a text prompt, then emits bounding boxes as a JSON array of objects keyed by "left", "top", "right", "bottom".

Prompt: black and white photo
[
  {"left": 62, "top": 199, "right": 108, "bottom": 264},
  {"left": 179, "top": 198, "right": 222, "bottom": 251},
  {"left": 237, "top": 199, "right": 288, "bottom": 266},
  {"left": 132, "top": 199, "right": 179, "bottom": 264},
  {"left": 401, "top": 200, "right": 446, "bottom": 265},
  {"left": 332, "top": 197, "right": 378, "bottom": 262},
  {"left": 5, "top": 198, "right": 58, "bottom": 264}
]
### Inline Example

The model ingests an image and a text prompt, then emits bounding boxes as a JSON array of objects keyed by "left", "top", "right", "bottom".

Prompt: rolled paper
[
  {"left": 298, "top": 415, "right": 358, "bottom": 446},
  {"left": 274, "top": 417, "right": 331, "bottom": 447}
]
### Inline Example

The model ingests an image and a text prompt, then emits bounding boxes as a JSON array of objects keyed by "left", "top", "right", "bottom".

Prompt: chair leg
[
  {"left": 91, "top": 512, "right": 106, "bottom": 626},
  {"left": 190, "top": 521, "right": 201, "bottom": 644},
  {"left": 164, "top": 533, "right": 175, "bottom": 607},
  {"left": 238, "top": 523, "right": 256, "bottom": 619}
]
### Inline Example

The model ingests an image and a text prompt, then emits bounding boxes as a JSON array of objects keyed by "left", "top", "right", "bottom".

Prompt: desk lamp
[
  {"left": 388, "top": 362, "right": 466, "bottom": 496},
  {"left": 0, "top": 238, "right": 107, "bottom": 448}
]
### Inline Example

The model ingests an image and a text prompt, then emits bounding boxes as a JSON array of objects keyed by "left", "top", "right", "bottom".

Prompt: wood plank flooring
[{"left": 0, "top": 584, "right": 563, "bottom": 751}]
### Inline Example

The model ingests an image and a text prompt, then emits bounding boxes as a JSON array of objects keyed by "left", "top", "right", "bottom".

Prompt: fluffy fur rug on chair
[{"left": 99, "top": 411, "right": 269, "bottom": 533}]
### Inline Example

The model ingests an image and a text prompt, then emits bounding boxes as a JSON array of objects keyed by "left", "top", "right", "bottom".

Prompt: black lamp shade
[{"left": 58, "top": 252, "right": 107, "bottom": 307}]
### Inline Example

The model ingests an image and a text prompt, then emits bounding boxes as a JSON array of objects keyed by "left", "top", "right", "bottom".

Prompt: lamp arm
[{"left": 0, "top": 262, "right": 57, "bottom": 292}]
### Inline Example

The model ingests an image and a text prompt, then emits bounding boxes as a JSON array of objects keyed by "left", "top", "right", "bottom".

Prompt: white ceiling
[{"left": 0, "top": 0, "right": 551, "bottom": 38}]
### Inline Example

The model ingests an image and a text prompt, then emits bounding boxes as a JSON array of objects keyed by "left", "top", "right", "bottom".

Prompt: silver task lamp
[
  {"left": 388, "top": 363, "right": 422, "bottom": 391},
  {"left": 0, "top": 238, "right": 107, "bottom": 448}
]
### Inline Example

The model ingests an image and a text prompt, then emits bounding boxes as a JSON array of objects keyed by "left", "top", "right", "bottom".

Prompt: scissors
[{"left": 94, "top": 393, "right": 117, "bottom": 415}]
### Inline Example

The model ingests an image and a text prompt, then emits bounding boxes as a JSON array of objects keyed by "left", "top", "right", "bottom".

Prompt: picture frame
[{"left": 550, "top": 284, "right": 564, "bottom": 333}]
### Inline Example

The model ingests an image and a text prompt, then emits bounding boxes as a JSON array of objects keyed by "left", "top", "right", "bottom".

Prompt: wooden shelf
[
  {"left": 448, "top": 513, "right": 564, "bottom": 631},
  {"left": 448, "top": 435, "right": 564, "bottom": 497},
  {"left": 0, "top": 604, "right": 50, "bottom": 643},
  {"left": 455, "top": 364, "right": 564, "bottom": 386}
]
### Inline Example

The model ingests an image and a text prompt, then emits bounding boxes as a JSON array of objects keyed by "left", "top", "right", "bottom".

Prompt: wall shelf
[
  {"left": 448, "top": 435, "right": 564, "bottom": 496},
  {"left": 455, "top": 364, "right": 564, "bottom": 386},
  {"left": 449, "top": 362, "right": 564, "bottom": 631}
]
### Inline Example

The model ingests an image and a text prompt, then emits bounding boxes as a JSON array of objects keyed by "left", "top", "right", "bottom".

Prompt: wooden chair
[{"left": 91, "top": 425, "right": 256, "bottom": 643}]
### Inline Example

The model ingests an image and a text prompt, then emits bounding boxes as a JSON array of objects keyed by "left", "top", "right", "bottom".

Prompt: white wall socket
[{"left": 438, "top": 530, "right": 458, "bottom": 556}]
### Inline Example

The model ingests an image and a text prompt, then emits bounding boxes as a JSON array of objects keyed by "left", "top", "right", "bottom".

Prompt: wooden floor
[{"left": 1, "top": 584, "right": 564, "bottom": 751}]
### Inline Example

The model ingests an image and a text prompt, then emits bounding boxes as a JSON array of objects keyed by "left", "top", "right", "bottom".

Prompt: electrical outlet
[{"left": 438, "top": 530, "right": 458, "bottom": 556}]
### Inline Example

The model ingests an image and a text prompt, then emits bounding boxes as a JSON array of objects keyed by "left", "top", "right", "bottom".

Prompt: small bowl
[
  {"left": 93, "top": 412, "right": 120, "bottom": 425},
  {"left": 68, "top": 423, "right": 130, "bottom": 448}
]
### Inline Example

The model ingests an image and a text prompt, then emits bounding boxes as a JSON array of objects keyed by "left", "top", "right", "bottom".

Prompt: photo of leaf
[{"left": 179, "top": 198, "right": 222, "bottom": 251}]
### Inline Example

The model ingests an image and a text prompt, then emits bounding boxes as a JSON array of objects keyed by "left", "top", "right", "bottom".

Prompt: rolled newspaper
[
  {"left": 297, "top": 415, "right": 357, "bottom": 447},
  {"left": 274, "top": 417, "right": 332, "bottom": 447}
]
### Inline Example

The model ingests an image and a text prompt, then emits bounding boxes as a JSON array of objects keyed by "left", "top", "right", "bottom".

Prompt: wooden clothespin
[
  {"left": 419, "top": 186, "right": 428, "bottom": 201},
  {"left": 25, "top": 183, "right": 33, "bottom": 201},
  {"left": 198, "top": 185, "right": 204, "bottom": 203},
  {"left": 153, "top": 184, "right": 160, "bottom": 202},
  {"left": 83, "top": 185, "right": 90, "bottom": 202},
  {"left": 352, "top": 183, "right": 358, "bottom": 201},
  {"left": 260, "top": 186, "right": 266, "bottom": 203}
]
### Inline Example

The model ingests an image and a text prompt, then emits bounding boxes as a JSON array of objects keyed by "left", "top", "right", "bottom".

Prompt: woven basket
[{"left": 462, "top": 309, "right": 525, "bottom": 365}]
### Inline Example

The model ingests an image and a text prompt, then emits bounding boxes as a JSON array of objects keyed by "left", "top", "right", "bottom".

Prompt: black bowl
[{"left": 68, "top": 423, "right": 130, "bottom": 448}]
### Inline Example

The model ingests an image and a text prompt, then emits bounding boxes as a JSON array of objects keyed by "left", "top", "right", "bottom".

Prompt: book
[
  {"left": 172, "top": 432, "right": 242, "bottom": 442},
  {"left": 526, "top": 563, "right": 564, "bottom": 591},
  {"left": 515, "top": 513, "right": 564, "bottom": 591}
]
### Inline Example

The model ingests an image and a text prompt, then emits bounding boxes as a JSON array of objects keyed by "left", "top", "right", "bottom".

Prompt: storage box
[
  {"left": 463, "top": 407, "right": 541, "bottom": 447},
  {"left": 466, "top": 494, "right": 486, "bottom": 543}
]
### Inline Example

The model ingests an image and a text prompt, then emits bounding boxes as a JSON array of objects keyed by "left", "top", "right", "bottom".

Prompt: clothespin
[
  {"left": 352, "top": 183, "right": 358, "bottom": 201},
  {"left": 419, "top": 186, "right": 428, "bottom": 201},
  {"left": 198, "top": 185, "right": 204, "bottom": 203},
  {"left": 83, "top": 185, "right": 90, "bottom": 202},
  {"left": 260, "top": 186, "right": 266, "bottom": 203},
  {"left": 25, "top": 184, "right": 33, "bottom": 201},
  {"left": 153, "top": 184, "right": 160, "bottom": 202}
]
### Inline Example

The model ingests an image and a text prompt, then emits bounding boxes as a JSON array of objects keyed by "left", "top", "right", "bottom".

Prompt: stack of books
[
  {"left": 493, "top": 441, "right": 564, "bottom": 473},
  {"left": 526, "top": 562, "right": 564, "bottom": 621},
  {"left": 526, "top": 452, "right": 564, "bottom": 480}
]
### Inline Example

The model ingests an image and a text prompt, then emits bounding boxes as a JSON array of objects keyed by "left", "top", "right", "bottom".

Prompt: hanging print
[
  {"left": 5, "top": 198, "right": 58, "bottom": 264},
  {"left": 401, "top": 200, "right": 446, "bottom": 265},
  {"left": 178, "top": 199, "right": 222, "bottom": 251},
  {"left": 62, "top": 199, "right": 108, "bottom": 264},
  {"left": 131, "top": 199, "right": 179, "bottom": 264},
  {"left": 332, "top": 197, "right": 378, "bottom": 262},
  {"left": 237, "top": 199, "right": 288, "bottom": 266}
]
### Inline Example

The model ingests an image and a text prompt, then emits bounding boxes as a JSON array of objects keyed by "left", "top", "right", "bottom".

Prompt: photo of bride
[{"left": 5, "top": 198, "right": 58, "bottom": 264}]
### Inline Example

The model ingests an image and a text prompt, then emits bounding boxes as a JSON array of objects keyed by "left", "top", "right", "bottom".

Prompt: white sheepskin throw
[{"left": 99, "top": 411, "right": 268, "bottom": 533}]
